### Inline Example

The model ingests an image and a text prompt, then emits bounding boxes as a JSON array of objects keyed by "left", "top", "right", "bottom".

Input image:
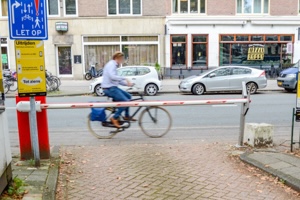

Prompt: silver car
[{"left": 179, "top": 66, "right": 267, "bottom": 95}]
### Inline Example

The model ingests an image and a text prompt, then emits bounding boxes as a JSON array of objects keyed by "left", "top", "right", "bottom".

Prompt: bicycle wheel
[
  {"left": 8, "top": 81, "right": 18, "bottom": 92},
  {"left": 139, "top": 106, "right": 172, "bottom": 138},
  {"left": 87, "top": 110, "right": 119, "bottom": 139},
  {"left": 4, "top": 83, "right": 9, "bottom": 94}
]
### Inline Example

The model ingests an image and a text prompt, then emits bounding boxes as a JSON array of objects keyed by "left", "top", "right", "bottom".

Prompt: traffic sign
[
  {"left": 8, "top": 0, "right": 48, "bottom": 40},
  {"left": 15, "top": 40, "right": 47, "bottom": 97}
]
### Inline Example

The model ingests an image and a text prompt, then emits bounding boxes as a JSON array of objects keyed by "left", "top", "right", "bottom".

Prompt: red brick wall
[
  {"left": 270, "top": 0, "right": 298, "bottom": 16},
  {"left": 207, "top": 0, "right": 235, "bottom": 15},
  {"left": 78, "top": 0, "right": 107, "bottom": 17}
]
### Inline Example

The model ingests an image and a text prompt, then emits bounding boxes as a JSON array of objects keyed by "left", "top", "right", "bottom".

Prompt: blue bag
[{"left": 90, "top": 108, "right": 106, "bottom": 122}]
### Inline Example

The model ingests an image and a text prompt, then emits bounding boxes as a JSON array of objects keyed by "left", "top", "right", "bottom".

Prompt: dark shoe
[
  {"left": 110, "top": 117, "right": 121, "bottom": 128},
  {"left": 123, "top": 117, "right": 137, "bottom": 122}
]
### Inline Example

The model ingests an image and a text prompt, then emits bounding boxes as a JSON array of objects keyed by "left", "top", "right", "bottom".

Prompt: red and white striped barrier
[{"left": 16, "top": 98, "right": 249, "bottom": 112}]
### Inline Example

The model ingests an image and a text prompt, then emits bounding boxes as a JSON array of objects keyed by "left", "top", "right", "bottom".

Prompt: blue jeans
[{"left": 103, "top": 87, "right": 132, "bottom": 119}]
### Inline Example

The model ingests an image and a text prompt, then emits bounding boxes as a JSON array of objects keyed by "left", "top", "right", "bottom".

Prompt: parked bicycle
[
  {"left": 3, "top": 70, "right": 17, "bottom": 94},
  {"left": 87, "top": 88, "right": 172, "bottom": 139},
  {"left": 46, "top": 70, "right": 61, "bottom": 92},
  {"left": 85, "top": 63, "right": 103, "bottom": 80}
]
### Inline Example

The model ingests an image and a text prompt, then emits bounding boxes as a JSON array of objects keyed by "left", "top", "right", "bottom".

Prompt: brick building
[{"left": 1, "top": 0, "right": 300, "bottom": 79}]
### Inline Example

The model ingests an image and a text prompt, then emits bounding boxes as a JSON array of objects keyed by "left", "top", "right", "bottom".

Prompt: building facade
[{"left": 1, "top": 0, "right": 300, "bottom": 79}]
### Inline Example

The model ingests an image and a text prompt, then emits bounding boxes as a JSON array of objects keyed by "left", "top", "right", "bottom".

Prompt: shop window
[
  {"left": 251, "top": 35, "right": 263, "bottom": 41},
  {"left": 171, "top": 35, "right": 187, "bottom": 69},
  {"left": 57, "top": 47, "right": 72, "bottom": 75},
  {"left": 64, "top": 0, "right": 77, "bottom": 16},
  {"left": 236, "top": 0, "right": 269, "bottom": 14},
  {"left": 266, "top": 35, "right": 278, "bottom": 41},
  {"left": 122, "top": 45, "right": 158, "bottom": 66},
  {"left": 0, "top": 0, "right": 8, "bottom": 17},
  {"left": 280, "top": 35, "right": 293, "bottom": 41},
  {"left": 108, "top": 0, "right": 142, "bottom": 15},
  {"left": 192, "top": 35, "right": 208, "bottom": 69},
  {"left": 221, "top": 35, "right": 234, "bottom": 41},
  {"left": 236, "top": 35, "right": 249, "bottom": 41},
  {"left": 48, "top": 0, "right": 59, "bottom": 16},
  {"left": 172, "top": 0, "right": 206, "bottom": 14}
]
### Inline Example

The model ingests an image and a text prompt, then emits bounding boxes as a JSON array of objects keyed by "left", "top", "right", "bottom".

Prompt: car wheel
[
  {"left": 192, "top": 83, "right": 205, "bottom": 95},
  {"left": 246, "top": 82, "right": 258, "bottom": 94},
  {"left": 145, "top": 83, "right": 158, "bottom": 96},
  {"left": 95, "top": 84, "right": 105, "bottom": 96}
]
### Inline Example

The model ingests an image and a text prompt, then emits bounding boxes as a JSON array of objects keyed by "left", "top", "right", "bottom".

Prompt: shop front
[{"left": 1, "top": 38, "right": 9, "bottom": 70}]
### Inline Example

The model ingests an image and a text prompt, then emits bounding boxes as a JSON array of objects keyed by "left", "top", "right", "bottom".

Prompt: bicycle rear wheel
[
  {"left": 8, "top": 81, "right": 18, "bottom": 92},
  {"left": 87, "top": 111, "right": 119, "bottom": 139},
  {"left": 4, "top": 83, "right": 9, "bottom": 94},
  {"left": 139, "top": 106, "right": 172, "bottom": 138}
]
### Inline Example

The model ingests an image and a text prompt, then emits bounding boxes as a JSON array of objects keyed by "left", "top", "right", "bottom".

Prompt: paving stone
[{"left": 268, "top": 161, "right": 293, "bottom": 170}]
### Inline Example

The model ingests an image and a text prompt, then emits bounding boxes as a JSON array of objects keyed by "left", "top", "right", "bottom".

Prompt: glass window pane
[
  {"left": 190, "top": 0, "right": 198, "bottom": 13},
  {"left": 232, "top": 68, "right": 252, "bottom": 75},
  {"left": 251, "top": 35, "right": 263, "bottom": 41},
  {"left": 180, "top": 0, "right": 188, "bottom": 13},
  {"left": 220, "top": 43, "right": 230, "bottom": 65},
  {"left": 108, "top": 0, "right": 117, "bottom": 15},
  {"left": 58, "top": 47, "right": 72, "bottom": 75},
  {"left": 127, "top": 36, "right": 158, "bottom": 41},
  {"left": 119, "top": 0, "right": 130, "bottom": 14},
  {"left": 48, "top": 0, "right": 59, "bottom": 15},
  {"left": 65, "top": 0, "right": 76, "bottom": 15},
  {"left": 84, "top": 45, "right": 120, "bottom": 72},
  {"left": 172, "top": 43, "right": 186, "bottom": 68},
  {"left": 253, "top": 0, "right": 261, "bottom": 13},
  {"left": 122, "top": 45, "right": 158, "bottom": 66},
  {"left": 236, "top": 35, "right": 249, "bottom": 41},
  {"left": 1, "top": 0, "right": 8, "bottom": 16},
  {"left": 264, "top": 0, "right": 269, "bottom": 13},
  {"left": 83, "top": 36, "right": 120, "bottom": 42},
  {"left": 193, "top": 35, "right": 207, "bottom": 42},
  {"left": 237, "top": 0, "right": 242, "bottom": 13},
  {"left": 173, "top": 0, "right": 178, "bottom": 13},
  {"left": 266, "top": 35, "right": 278, "bottom": 41},
  {"left": 244, "top": 0, "right": 252, "bottom": 13},
  {"left": 172, "top": 36, "right": 186, "bottom": 42},
  {"left": 213, "top": 68, "right": 231, "bottom": 77},
  {"left": 231, "top": 44, "right": 248, "bottom": 64},
  {"left": 200, "top": 0, "right": 205, "bottom": 13},
  {"left": 133, "top": 0, "right": 141, "bottom": 14},
  {"left": 193, "top": 44, "right": 207, "bottom": 68},
  {"left": 280, "top": 35, "right": 293, "bottom": 41},
  {"left": 221, "top": 35, "right": 234, "bottom": 41}
]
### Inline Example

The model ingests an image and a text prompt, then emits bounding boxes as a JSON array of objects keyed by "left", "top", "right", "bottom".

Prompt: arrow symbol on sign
[
  {"left": 24, "top": 3, "right": 27, "bottom": 13},
  {"left": 12, "top": 0, "right": 21, "bottom": 24},
  {"left": 34, "top": 0, "right": 39, "bottom": 16}
]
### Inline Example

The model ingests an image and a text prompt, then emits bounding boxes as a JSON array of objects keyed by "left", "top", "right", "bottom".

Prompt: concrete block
[{"left": 244, "top": 123, "right": 274, "bottom": 147}]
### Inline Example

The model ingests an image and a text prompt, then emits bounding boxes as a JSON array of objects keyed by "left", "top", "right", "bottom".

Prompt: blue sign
[{"left": 8, "top": 0, "right": 48, "bottom": 40}]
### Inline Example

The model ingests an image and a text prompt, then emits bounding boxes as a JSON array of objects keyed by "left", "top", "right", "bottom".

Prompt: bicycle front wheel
[{"left": 139, "top": 106, "right": 172, "bottom": 138}]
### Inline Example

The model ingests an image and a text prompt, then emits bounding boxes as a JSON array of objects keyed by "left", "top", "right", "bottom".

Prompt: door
[
  {"left": 57, "top": 46, "right": 73, "bottom": 76},
  {"left": 135, "top": 67, "right": 151, "bottom": 88},
  {"left": 229, "top": 67, "right": 252, "bottom": 90},
  {"left": 202, "top": 68, "right": 231, "bottom": 91},
  {"left": 117, "top": 67, "right": 137, "bottom": 90}
]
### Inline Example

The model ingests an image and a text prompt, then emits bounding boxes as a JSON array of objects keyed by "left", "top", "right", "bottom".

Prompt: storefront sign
[
  {"left": 1, "top": 54, "right": 7, "bottom": 64},
  {"left": 15, "top": 40, "right": 46, "bottom": 97},
  {"left": 287, "top": 43, "right": 293, "bottom": 54},
  {"left": 247, "top": 46, "right": 265, "bottom": 61}
]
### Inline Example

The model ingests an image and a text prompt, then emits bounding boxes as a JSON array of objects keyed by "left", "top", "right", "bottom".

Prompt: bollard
[{"left": 16, "top": 95, "right": 50, "bottom": 160}]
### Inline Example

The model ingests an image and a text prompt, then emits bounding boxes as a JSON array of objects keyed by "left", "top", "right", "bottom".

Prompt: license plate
[{"left": 277, "top": 81, "right": 283, "bottom": 86}]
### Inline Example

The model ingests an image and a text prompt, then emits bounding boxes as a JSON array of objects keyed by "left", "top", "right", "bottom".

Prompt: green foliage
[
  {"left": 155, "top": 62, "right": 161, "bottom": 72},
  {"left": 7, "top": 177, "right": 26, "bottom": 197},
  {"left": 28, "top": 159, "right": 35, "bottom": 166}
]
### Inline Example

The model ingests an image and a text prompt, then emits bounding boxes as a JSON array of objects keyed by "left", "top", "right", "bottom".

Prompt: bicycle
[
  {"left": 46, "top": 70, "right": 61, "bottom": 91},
  {"left": 87, "top": 89, "right": 172, "bottom": 139},
  {"left": 3, "top": 70, "right": 18, "bottom": 93}
]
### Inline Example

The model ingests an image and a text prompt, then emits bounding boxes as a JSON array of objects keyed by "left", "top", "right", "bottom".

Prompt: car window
[
  {"left": 211, "top": 68, "right": 231, "bottom": 77},
  {"left": 117, "top": 68, "right": 137, "bottom": 76},
  {"left": 137, "top": 67, "right": 150, "bottom": 76},
  {"left": 232, "top": 68, "right": 252, "bottom": 75}
]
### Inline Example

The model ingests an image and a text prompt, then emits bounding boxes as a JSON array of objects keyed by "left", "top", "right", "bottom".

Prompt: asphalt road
[{"left": 4, "top": 92, "right": 299, "bottom": 149}]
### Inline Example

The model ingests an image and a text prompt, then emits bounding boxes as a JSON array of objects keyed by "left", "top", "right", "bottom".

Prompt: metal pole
[
  {"left": 29, "top": 97, "right": 40, "bottom": 167},
  {"left": 291, "top": 108, "right": 295, "bottom": 152},
  {"left": 238, "top": 103, "right": 246, "bottom": 147}
]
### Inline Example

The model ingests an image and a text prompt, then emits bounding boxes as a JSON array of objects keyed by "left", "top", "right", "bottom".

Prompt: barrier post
[{"left": 29, "top": 97, "right": 40, "bottom": 167}]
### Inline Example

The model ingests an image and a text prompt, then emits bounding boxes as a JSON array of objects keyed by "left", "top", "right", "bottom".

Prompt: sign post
[{"left": 8, "top": 0, "right": 48, "bottom": 167}]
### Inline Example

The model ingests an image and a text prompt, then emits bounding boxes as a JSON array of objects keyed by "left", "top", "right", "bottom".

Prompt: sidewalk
[{"left": 240, "top": 151, "right": 300, "bottom": 192}]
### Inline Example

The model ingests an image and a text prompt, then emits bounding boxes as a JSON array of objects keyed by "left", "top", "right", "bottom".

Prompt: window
[
  {"left": 57, "top": 47, "right": 72, "bottom": 76},
  {"left": 192, "top": 35, "right": 208, "bottom": 69},
  {"left": 171, "top": 35, "right": 187, "bottom": 69},
  {"left": 210, "top": 68, "right": 231, "bottom": 77},
  {"left": 83, "top": 36, "right": 159, "bottom": 72},
  {"left": 137, "top": 67, "right": 150, "bottom": 76},
  {"left": 48, "top": 0, "right": 59, "bottom": 16},
  {"left": 232, "top": 68, "right": 252, "bottom": 75},
  {"left": 64, "top": 0, "right": 77, "bottom": 16},
  {"left": 108, "top": 0, "right": 142, "bottom": 15},
  {"left": 118, "top": 68, "right": 137, "bottom": 76},
  {"left": 0, "top": 0, "right": 8, "bottom": 17},
  {"left": 236, "top": 0, "right": 269, "bottom": 14},
  {"left": 172, "top": 0, "right": 206, "bottom": 14}
]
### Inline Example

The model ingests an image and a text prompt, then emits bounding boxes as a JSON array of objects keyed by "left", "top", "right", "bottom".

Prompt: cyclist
[{"left": 102, "top": 52, "right": 136, "bottom": 128}]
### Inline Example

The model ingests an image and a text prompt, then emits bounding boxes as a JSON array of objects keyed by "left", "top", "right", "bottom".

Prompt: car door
[
  {"left": 117, "top": 67, "right": 137, "bottom": 90},
  {"left": 135, "top": 67, "right": 151, "bottom": 89},
  {"left": 228, "top": 67, "right": 252, "bottom": 90},
  {"left": 202, "top": 68, "right": 231, "bottom": 91}
]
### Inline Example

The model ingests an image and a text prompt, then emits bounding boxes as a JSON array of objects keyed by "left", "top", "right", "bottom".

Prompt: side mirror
[{"left": 209, "top": 73, "right": 216, "bottom": 78}]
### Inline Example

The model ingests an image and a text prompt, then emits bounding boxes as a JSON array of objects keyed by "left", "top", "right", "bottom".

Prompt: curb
[
  {"left": 240, "top": 152, "right": 300, "bottom": 192},
  {"left": 43, "top": 146, "right": 60, "bottom": 200}
]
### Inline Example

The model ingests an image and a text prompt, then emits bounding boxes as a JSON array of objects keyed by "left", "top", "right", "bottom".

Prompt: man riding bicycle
[{"left": 102, "top": 52, "right": 136, "bottom": 128}]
